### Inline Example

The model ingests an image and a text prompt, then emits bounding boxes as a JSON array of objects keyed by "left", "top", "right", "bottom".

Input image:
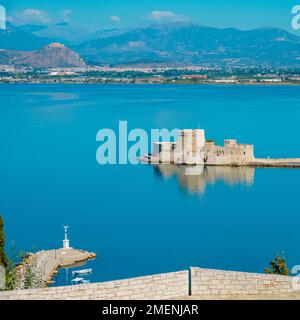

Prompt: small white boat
[
  {"left": 71, "top": 277, "right": 85, "bottom": 284},
  {"left": 80, "top": 279, "right": 90, "bottom": 284},
  {"left": 71, "top": 277, "right": 90, "bottom": 285},
  {"left": 72, "top": 268, "right": 92, "bottom": 277}
]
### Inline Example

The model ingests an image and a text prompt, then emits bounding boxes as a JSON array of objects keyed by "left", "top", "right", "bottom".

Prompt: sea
[{"left": 0, "top": 84, "right": 300, "bottom": 286}]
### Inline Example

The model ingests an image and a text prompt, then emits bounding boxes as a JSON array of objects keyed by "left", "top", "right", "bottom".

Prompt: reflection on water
[
  {"left": 52, "top": 259, "right": 96, "bottom": 287},
  {"left": 154, "top": 165, "right": 255, "bottom": 194},
  {"left": 26, "top": 91, "right": 80, "bottom": 101}
]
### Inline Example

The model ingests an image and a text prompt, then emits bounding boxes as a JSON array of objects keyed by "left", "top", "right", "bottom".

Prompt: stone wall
[
  {"left": 0, "top": 267, "right": 298, "bottom": 300},
  {"left": 253, "top": 158, "right": 300, "bottom": 167},
  {"left": 205, "top": 140, "right": 255, "bottom": 166},
  {"left": 190, "top": 267, "right": 296, "bottom": 296},
  {"left": 0, "top": 270, "right": 188, "bottom": 300}
]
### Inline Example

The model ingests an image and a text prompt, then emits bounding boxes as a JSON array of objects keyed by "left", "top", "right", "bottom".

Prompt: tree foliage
[
  {"left": 265, "top": 254, "right": 290, "bottom": 276},
  {"left": 0, "top": 216, "right": 9, "bottom": 270},
  {"left": 0, "top": 217, "right": 44, "bottom": 290}
]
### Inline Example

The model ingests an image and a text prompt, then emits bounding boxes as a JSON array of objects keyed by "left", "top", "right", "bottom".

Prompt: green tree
[
  {"left": 0, "top": 217, "right": 44, "bottom": 290},
  {"left": 0, "top": 216, "right": 9, "bottom": 270},
  {"left": 5, "top": 242, "right": 19, "bottom": 290},
  {"left": 265, "top": 254, "right": 290, "bottom": 276}
]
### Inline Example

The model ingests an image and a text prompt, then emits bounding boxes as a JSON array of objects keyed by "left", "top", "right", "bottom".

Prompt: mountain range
[
  {"left": 1, "top": 22, "right": 300, "bottom": 68},
  {"left": 0, "top": 22, "right": 50, "bottom": 51}
]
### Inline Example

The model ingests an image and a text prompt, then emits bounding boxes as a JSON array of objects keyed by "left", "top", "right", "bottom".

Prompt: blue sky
[{"left": 1, "top": 0, "right": 299, "bottom": 33}]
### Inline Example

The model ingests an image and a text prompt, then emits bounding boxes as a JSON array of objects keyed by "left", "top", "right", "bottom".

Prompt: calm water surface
[{"left": 0, "top": 84, "right": 299, "bottom": 286}]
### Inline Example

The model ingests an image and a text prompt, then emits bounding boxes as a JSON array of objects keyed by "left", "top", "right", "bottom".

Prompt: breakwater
[
  {"left": 250, "top": 158, "right": 300, "bottom": 168},
  {"left": 19, "top": 248, "right": 96, "bottom": 286}
]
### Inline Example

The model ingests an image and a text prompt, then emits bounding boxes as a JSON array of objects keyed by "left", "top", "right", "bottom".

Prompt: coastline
[
  {"left": 16, "top": 248, "right": 96, "bottom": 287},
  {"left": 1, "top": 80, "right": 300, "bottom": 85}
]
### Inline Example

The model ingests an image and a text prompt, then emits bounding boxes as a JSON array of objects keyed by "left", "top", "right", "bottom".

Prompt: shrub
[{"left": 265, "top": 254, "right": 290, "bottom": 276}]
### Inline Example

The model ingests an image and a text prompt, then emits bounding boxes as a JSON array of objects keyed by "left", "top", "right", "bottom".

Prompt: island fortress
[{"left": 140, "top": 129, "right": 300, "bottom": 167}]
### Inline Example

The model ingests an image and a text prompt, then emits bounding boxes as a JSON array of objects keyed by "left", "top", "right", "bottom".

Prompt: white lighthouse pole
[{"left": 63, "top": 225, "right": 70, "bottom": 249}]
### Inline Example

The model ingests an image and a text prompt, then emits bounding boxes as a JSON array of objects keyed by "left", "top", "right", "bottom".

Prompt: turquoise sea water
[{"left": 0, "top": 84, "right": 300, "bottom": 286}]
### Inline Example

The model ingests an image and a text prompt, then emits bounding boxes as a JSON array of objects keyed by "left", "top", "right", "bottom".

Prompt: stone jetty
[
  {"left": 35, "top": 248, "right": 96, "bottom": 285},
  {"left": 15, "top": 226, "right": 96, "bottom": 287},
  {"left": 250, "top": 158, "right": 300, "bottom": 168}
]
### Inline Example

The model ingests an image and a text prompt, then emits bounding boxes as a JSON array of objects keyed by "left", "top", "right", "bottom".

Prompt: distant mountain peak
[{"left": 5, "top": 43, "right": 87, "bottom": 68}]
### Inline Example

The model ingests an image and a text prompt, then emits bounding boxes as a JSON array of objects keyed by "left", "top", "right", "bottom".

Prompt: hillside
[
  {"left": 1, "top": 22, "right": 300, "bottom": 68},
  {"left": 1, "top": 43, "right": 87, "bottom": 68},
  {"left": 75, "top": 22, "right": 300, "bottom": 67},
  {"left": 15, "top": 43, "right": 87, "bottom": 68},
  {"left": 0, "top": 22, "right": 50, "bottom": 51}
]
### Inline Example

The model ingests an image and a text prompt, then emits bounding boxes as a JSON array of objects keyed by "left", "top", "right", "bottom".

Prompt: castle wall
[
  {"left": 153, "top": 142, "right": 176, "bottom": 163},
  {"left": 151, "top": 130, "right": 255, "bottom": 166},
  {"left": 205, "top": 140, "right": 254, "bottom": 165},
  {"left": 174, "top": 129, "right": 206, "bottom": 164}
]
